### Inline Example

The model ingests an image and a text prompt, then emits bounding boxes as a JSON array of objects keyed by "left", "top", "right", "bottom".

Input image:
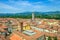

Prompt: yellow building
[{"left": 23, "top": 25, "right": 31, "bottom": 31}]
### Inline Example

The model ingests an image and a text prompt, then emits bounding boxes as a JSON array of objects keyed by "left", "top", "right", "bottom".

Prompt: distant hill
[{"left": 0, "top": 11, "right": 60, "bottom": 19}]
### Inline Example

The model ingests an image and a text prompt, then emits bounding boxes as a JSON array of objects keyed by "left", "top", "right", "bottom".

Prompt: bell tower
[{"left": 32, "top": 12, "right": 35, "bottom": 22}]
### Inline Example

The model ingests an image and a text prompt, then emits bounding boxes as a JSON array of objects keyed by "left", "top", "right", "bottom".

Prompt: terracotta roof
[
  {"left": 13, "top": 30, "right": 44, "bottom": 40},
  {"left": 10, "top": 33, "right": 22, "bottom": 40},
  {"left": 0, "top": 35, "right": 6, "bottom": 40}
]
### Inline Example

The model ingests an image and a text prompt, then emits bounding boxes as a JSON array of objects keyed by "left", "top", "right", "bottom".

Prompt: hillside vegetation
[{"left": 0, "top": 11, "right": 60, "bottom": 19}]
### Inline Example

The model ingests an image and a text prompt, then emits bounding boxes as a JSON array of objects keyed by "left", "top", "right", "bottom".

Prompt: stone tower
[
  {"left": 20, "top": 22, "right": 23, "bottom": 32},
  {"left": 32, "top": 13, "right": 35, "bottom": 22}
]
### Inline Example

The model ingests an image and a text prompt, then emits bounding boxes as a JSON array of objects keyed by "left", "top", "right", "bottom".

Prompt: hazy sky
[{"left": 0, "top": 0, "right": 60, "bottom": 13}]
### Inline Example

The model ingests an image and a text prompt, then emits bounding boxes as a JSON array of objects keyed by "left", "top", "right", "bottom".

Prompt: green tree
[
  {"left": 48, "top": 36, "right": 52, "bottom": 40},
  {"left": 53, "top": 37, "right": 57, "bottom": 40}
]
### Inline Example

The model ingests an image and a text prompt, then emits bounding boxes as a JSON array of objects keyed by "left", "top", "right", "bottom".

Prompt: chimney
[{"left": 20, "top": 22, "right": 23, "bottom": 32}]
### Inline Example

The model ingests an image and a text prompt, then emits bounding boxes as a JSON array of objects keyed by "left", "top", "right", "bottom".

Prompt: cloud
[
  {"left": 0, "top": 2, "right": 22, "bottom": 13},
  {"left": 0, "top": 3, "right": 20, "bottom": 10},
  {"left": 0, "top": 0, "right": 60, "bottom": 13},
  {"left": 13, "top": 1, "right": 47, "bottom": 12}
]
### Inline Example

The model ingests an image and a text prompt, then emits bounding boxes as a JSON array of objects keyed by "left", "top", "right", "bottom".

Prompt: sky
[{"left": 0, "top": 0, "right": 60, "bottom": 13}]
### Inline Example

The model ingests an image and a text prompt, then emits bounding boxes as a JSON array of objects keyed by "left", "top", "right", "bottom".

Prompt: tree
[
  {"left": 53, "top": 37, "right": 57, "bottom": 40},
  {"left": 48, "top": 36, "right": 52, "bottom": 40}
]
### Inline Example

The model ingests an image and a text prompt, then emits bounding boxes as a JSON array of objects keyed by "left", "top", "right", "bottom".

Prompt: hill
[{"left": 0, "top": 11, "right": 60, "bottom": 19}]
